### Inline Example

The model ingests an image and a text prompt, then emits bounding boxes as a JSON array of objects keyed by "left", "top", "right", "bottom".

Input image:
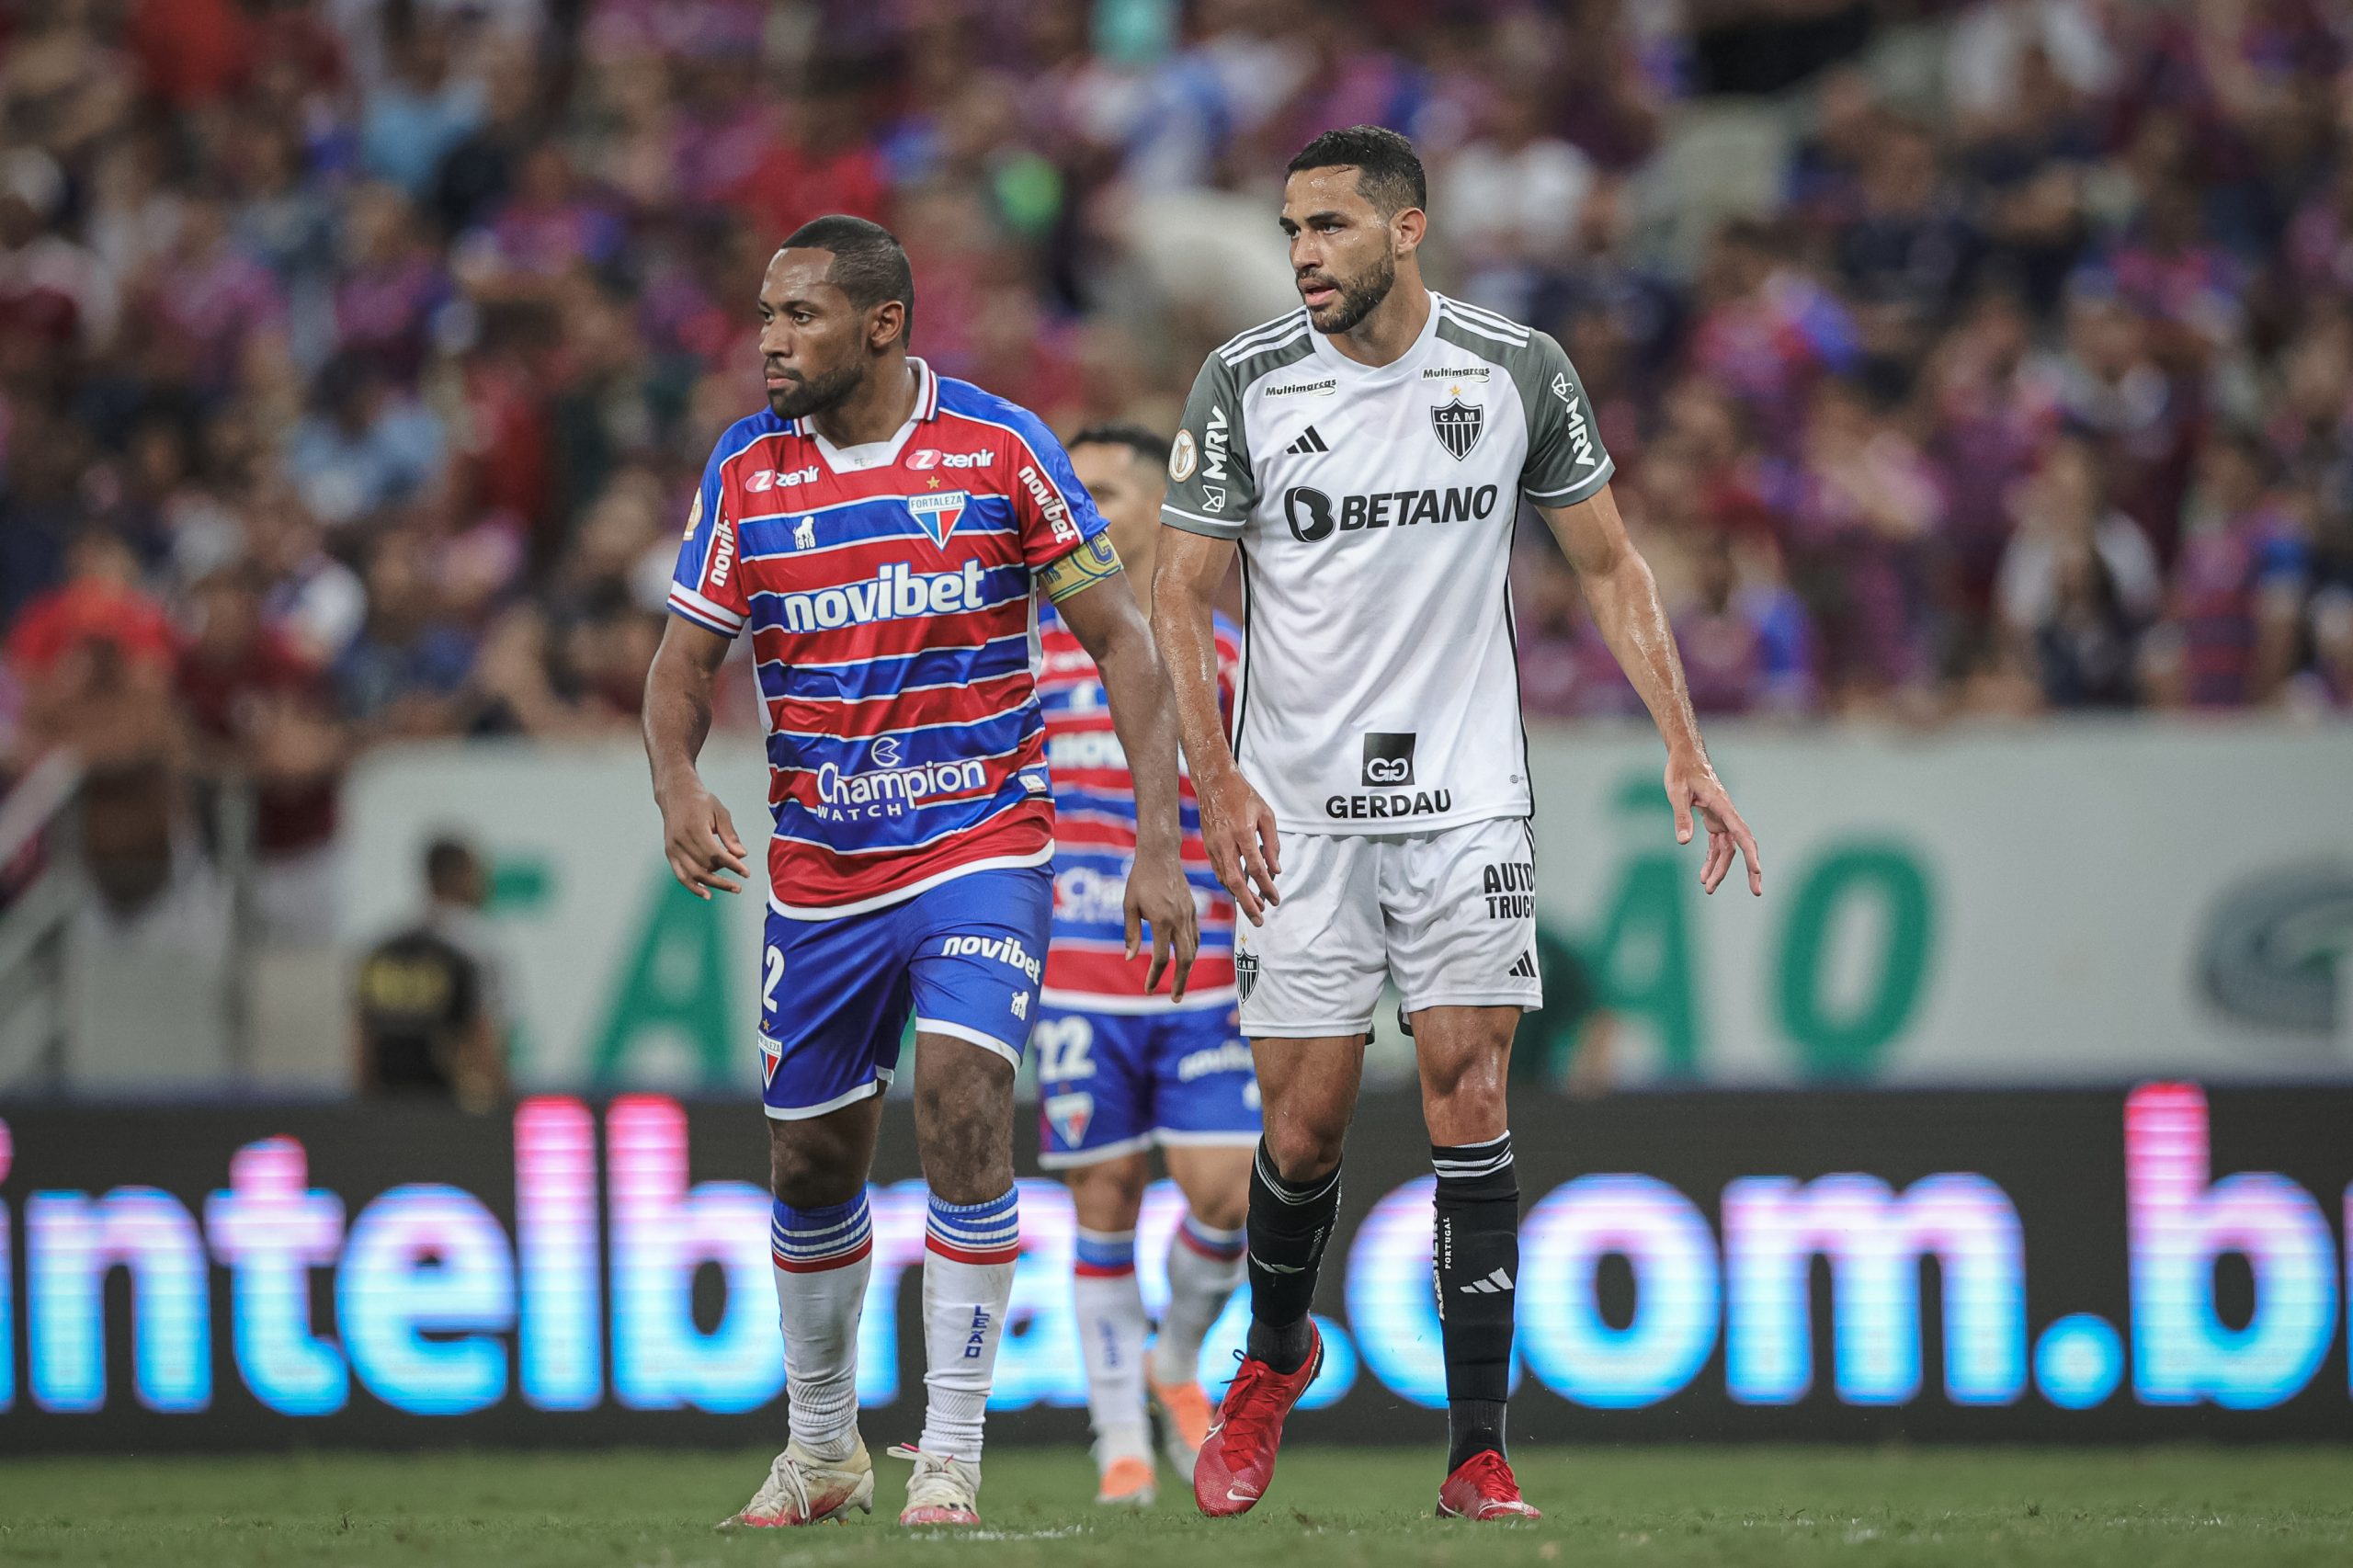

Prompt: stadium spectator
[
  {"left": 2149, "top": 430, "right": 2310, "bottom": 709},
  {"left": 2, "top": 0, "right": 2351, "bottom": 876},
  {"left": 176, "top": 564, "right": 347, "bottom": 937},
  {"left": 1996, "top": 437, "right": 2163, "bottom": 658},
  {"left": 352, "top": 835, "right": 510, "bottom": 1109},
  {"left": 1675, "top": 532, "right": 1818, "bottom": 716}
]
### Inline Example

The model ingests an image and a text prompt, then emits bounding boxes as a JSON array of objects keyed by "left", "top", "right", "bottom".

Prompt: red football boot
[
  {"left": 1436, "top": 1449, "right": 1542, "bottom": 1521},
  {"left": 1191, "top": 1323, "right": 1323, "bottom": 1517}
]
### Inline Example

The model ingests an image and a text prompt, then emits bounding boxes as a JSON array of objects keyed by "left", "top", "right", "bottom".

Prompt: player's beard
[
  {"left": 767, "top": 357, "right": 865, "bottom": 420},
  {"left": 1304, "top": 250, "right": 1396, "bottom": 335}
]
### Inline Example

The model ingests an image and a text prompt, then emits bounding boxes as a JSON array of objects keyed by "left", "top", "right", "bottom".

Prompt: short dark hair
[
  {"left": 779, "top": 214, "right": 915, "bottom": 345},
  {"left": 1068, "top": 422, "right": 1171, "bottom": 472},
  {"left": 1286, "top": 126, "right": 1427, "bottom": 216},
  {"left": 424, "top": 836, "right": 477, "bottom": 895}
]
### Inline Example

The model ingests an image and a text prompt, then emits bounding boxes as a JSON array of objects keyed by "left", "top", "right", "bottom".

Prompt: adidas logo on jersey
[
  {"left": 1506, "top": 950, "right": 1539, "bottom": 981},
  {"left": 1458, "top": 1267, "right": 1514, "bottom": 1295},
  {"left": 1285, "top": 426, "right": 1330, "bottom": 455}
]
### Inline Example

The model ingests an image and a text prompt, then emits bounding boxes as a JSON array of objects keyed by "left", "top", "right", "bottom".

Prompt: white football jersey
[{"left": 1162, "top": 292, "right": 1615, "bottom": 835}]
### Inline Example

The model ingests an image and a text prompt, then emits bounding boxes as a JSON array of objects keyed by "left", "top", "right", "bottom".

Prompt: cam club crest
[
  {"left": 906, "top": 486, "right": 970, "bottom": 549},
  {"left": 1235, "top": 949, "right": 1258, "bottom": 1003},
  {"left": 1430, "top": 397, "right": 1484, "bottom": 460}
]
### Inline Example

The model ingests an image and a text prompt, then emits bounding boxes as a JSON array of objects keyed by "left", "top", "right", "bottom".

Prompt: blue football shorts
[
  {"left": 758, "top": 864, "right": 1052, "bottom": 1119},
  {"left": 1032, "top": 998, "right": 1261, "bottom": 1167}
]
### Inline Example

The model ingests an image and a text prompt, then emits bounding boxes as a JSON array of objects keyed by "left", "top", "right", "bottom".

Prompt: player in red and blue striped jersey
[
  {"left": 643, "top": 217, "right": 1198, "bottom": 1531},
  {"left": 1032, "top": 426, "right": 1256, "bottom": 1507}
]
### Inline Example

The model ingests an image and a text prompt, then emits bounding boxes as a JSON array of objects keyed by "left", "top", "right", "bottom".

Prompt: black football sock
[
  {"left": 1244, "top": 1139, "right": 1342, "bottom": 1374},
  {"left": 1432, "top": 1132, "right": 1518, "bottom": 1470}
]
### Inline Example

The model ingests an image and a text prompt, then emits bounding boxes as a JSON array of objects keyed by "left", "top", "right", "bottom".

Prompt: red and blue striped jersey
[
  {"left": 1036, "top": 600, "right": 1242, "bottom": 1006},
  {"left": 668, "top": 358, "right": 1109, "bottom": 918}
]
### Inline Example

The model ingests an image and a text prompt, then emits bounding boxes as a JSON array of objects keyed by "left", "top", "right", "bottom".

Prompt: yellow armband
[{"left": 1039, "top": 532, "right": 1123, "bottom": 603}]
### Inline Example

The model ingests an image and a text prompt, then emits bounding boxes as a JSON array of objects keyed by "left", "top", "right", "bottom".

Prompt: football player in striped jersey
[{"left": 644, "top": 217, "right": 1197, "bottom": 1530}]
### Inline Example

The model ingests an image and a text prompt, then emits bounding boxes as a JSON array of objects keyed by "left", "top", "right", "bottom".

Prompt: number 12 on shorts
[{"left": 1030, "top": 1015, "right": 1094, "bottom": 1082}]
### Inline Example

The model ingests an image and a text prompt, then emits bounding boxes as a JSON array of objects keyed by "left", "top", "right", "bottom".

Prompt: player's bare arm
[
  {"left": 1152, "top": 525, "right": 1280, "bottom": 925},
  {"left": 641, "top": 617, "right": 751, "bottom": 900},
  {"left": 1539, "top": 484, "right": 1764, "bottom": 897},
  {"left": 1046, "top": 540, "right": 1200, "bottom": 997}
]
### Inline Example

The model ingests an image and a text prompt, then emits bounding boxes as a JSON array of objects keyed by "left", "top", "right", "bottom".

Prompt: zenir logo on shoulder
[{"left": 1362, "top": 732, "right": 1416, "bottom": 787}]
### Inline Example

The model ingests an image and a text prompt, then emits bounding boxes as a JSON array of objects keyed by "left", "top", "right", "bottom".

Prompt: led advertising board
[{"left": 1, "top": 1083, "right": 2346, "bottom": 1449}]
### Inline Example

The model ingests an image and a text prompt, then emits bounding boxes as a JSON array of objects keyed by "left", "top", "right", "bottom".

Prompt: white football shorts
[{"left": 1233, "top": 815, "right": 1543, "bottom": 1039}]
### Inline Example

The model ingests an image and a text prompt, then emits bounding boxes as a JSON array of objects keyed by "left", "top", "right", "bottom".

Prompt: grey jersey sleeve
[
  {"left": 1160, "top": 354, "right": 1256, "bottom": 539},
  {"left": 1515, "top": 331, "right": 1616, "bottom": 507}
]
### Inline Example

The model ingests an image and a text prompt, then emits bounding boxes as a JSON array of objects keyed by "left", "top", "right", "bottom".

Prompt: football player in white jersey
[{"left": 1154, "top": 127, "right": 1763, "bottom": 1522}]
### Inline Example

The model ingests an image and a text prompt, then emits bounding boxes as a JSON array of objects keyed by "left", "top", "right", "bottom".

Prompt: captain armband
[{"left": 1039, "top": 532, "right": 1124, "bottom": 603}]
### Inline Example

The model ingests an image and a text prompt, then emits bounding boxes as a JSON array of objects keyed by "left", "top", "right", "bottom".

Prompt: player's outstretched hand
[
  {"left": 1196, "top": 769, "right": 1281, "bottom": 926},
  {"left": 1125, "top": 846, "right": 1200, "bottom": 1000},
  {"left": 658, "top": 780, "right": 750, "bottom": 900},
  {"left": 1665, "top": 751, "right": 1762, "bottom": 897}
]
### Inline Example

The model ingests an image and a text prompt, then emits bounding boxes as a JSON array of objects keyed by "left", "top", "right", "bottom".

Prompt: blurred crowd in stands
[{"left": 4, "top": 0, "right": 2353, "bottom": 933}]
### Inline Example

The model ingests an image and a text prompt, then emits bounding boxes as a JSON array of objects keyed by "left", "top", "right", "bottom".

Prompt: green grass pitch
[{"left": 4, "top": 1446, "right": 2351, "bottom": 1567}]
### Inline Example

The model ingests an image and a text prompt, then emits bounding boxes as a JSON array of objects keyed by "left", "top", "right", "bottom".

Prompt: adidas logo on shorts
[{"left": 1506, "top": 950, "right": 1538, "bottom": 981}]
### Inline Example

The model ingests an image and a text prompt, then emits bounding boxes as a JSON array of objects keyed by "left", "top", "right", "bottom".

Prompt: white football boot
[
  {"left": 892, "top": 1445, "right": 983, "bottom": 1526},
  {"left": 718, "top": 1437, "right": 875, "bottom": 1528}
]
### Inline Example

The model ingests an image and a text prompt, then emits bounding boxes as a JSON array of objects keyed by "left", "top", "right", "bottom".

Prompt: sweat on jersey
[
  {"left": 668, "top": 357, "right": 1110, "bottom": 917},
  {"left": 1035, "top": 598, "right": 1242, "bottom": 1007},
  {"left": 1159, "top": 293, "right": 1615, "bottom": 835}
]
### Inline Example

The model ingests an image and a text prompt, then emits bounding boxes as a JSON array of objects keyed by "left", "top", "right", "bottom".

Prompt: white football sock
[
  {"left": 918, "top": 1187, "right": 1019, "bottom": 1460},
  {"left": 769, "top": 1194, "right": 873, "bottom": 1462},
  {"left": 1152, "top": 1212, "right": 1245, "bottom": 1386},
  {"left": 1073, "top": 1227, "right": 1151, "bottom": 1462}
]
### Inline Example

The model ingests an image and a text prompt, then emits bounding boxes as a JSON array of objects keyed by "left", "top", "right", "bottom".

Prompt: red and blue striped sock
[{"left": 769, "top": 1193, "right": 872, "bottom": 1460}]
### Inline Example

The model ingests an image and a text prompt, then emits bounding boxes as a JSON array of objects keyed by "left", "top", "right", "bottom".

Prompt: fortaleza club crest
[
  {"left": 1430, "top": 397, "right": 1484, "bottom": 460},
  {"left": 905, "top": 486, "right": 969, "bottom": 548},
  {"left": 1044, "top": 1091, "right": 1095, "bottom": 1146}
]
